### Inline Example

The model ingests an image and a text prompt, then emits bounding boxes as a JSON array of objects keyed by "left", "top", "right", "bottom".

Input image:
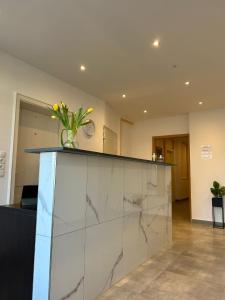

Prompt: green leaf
[
  {"left": 211, "top": 188, "right": 218, "bottom": 197},
  {"left": 77, "top": 107, "right": 85, "bottom": 128},
  {"left": 213, "top": 181, "right": 220, "bottom": 189},
  {"left": 220, "top": 187, "right": 225, "bottom": 197},
  {"left": 70, "top": 112, "right": 75, "bottom": 130},
  {"left": 81, "top": 120, "right": 91, "bottom": 126}
]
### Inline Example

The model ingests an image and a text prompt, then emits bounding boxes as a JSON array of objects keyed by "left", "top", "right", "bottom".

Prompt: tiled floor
[{"left": 98, "top": 203, "right": 225, "bottom": 300}]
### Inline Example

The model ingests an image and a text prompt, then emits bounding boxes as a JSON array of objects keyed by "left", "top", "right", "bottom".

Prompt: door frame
[
  {"left": 152, "top": 134, "right": 192, "bottom": 221},
  {"left": 120, "top": 118, "right": 133, "bottom": 155},
  {"left": 8, "top": 93, "right": 54, "bottom": 204}
]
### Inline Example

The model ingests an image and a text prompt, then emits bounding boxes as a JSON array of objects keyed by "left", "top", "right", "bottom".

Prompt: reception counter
[{"left": 26, "top": 147, "right": 172, "bottom": 300}]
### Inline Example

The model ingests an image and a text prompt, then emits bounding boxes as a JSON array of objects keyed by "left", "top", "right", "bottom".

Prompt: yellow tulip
[
  {"left": 53, "top": 104, "right": 59, "bottom": 111},
  {"left": 87, "top": 107, "right": 93, "bottom": 113}
]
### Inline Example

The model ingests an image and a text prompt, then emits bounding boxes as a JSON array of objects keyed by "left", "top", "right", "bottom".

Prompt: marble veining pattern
[
  {"left": 32, "top": 153, "right": 172, "bottom": 300},
  {"left": 52, "top": 153, "right": 87, "bottom": 237},
  {"left": 84, "top": 218, "right": 124, "bottom": 300},
  {"left": 61, "top": 277, "right": 84, "bottom": 300},
  {"left": 50, "top": 229, "right": 85, "bottom": 300},
  {"left": 86, "top": 157, "right": 124, "bottom": 226},
  {"left": 139, "top": 212, "right": 148, "bottom": 243},
  {"left": 107, "top": 250, "right": 124, "bottom": 288},
  {"left": 86, "top": 194, "right": 100, "bottom": 224},
  {"left": 123, "top": 195, "right": 145, "bottom": 210}
]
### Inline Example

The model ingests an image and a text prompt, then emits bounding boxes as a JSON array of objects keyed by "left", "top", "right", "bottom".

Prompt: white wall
[
  {"left": 0, "top": 50, "right": 120, "bottom": 205},
  {"left": 190, "top": 108, "right": 225, "bottom": 222},
  {"left": 131, "top": 109, "right": 225, "bottom": 223},
  {"left": 131, "top": 114, "right": 189, "bottom": 159}
]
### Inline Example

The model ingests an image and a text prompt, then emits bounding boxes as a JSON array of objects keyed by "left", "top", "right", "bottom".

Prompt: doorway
[
  {"left": 103, "top": 126, "right": 118, "bottom": 155},
  {"left": 10, "top": 94, "right": 60, "bottom": 204},
  {"left": 152, "top": 134, "right": 191, "bottom": 222}
]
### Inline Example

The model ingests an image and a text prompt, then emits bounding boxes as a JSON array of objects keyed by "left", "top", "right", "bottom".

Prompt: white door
[{"left": 103, "top": 126, "right": 118, "bottom": 155}]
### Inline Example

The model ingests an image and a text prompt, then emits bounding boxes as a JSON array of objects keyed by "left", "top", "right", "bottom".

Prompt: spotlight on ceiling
[
  {"left": 122, "top": 94, "right": 126, "bottom": 99},
  {"left": 144, "top": 109, "right": 148, "bottom": 114},
  {"left": 185, "top": 81, "right": 190, "bottom": 86},
  {"left": 198, "top": 101, "right": 204, "bottom": 105},
  {"left": 152, "top": 39, "right": 160, "bottom": 48},
  {"left": 80, "top": 65, "right": 86, "bottom": 71}
]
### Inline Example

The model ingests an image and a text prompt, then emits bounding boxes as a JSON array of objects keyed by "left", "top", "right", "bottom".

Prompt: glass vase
[{"left": 61, "top": 129, "right": 78, "bottom": 149}]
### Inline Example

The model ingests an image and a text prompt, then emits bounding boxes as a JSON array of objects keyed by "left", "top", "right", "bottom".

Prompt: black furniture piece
[
  {"left": 212, "top": 197, "right": 224, "bottom": 228},
  {"left": 0, "top": 205, "right": 36, "bottom": 300},
  {"left": 20, "top": 185, "right": 38, "bottom": 210}
]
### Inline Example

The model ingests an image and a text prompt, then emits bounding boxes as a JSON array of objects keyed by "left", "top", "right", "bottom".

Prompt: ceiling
[{"left": 0, "top": 0, "right": 225, "bottom": 121}]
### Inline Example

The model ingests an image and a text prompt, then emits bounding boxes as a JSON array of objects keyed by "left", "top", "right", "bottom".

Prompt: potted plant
[
  {"left": 50, "top": 102, "right": 93, "bottom": 148},
  {"left": 210, "top": 181, "right": 225, "bottom": 207}
]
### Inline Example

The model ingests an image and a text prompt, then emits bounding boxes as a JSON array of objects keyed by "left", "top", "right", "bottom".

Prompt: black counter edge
[{"left": 25, "top": 147, "right": 173, "bottom": 166}]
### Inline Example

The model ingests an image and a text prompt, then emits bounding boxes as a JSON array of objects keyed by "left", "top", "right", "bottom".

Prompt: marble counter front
[{"left": 27, "top": 148, "right": 172, "bottom": 300}]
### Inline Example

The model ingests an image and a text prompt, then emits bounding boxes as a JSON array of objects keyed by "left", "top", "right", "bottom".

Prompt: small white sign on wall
[{"left": 201, "top": 145, "right": 212, "bottom": 160}]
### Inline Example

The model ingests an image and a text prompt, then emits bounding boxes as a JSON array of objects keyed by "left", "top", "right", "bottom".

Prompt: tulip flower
[
  {"left": 53, "top": 104, "right": 59, "bottom": 111},
  {"left": 49, "top": 102, "right": 94, "bottom": 147},
  {"left": 87, "top": 107, "right": 93, "bottom": 114}
]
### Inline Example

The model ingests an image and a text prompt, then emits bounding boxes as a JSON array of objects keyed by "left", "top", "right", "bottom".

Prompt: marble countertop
[{"left": 25, "top": 147, "right": 173, "bottom": 166}]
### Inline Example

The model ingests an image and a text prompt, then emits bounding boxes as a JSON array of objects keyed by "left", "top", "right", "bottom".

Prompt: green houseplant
[
  {"left": 210, "top": 181, "right": 225, "bottom": 228},
  {"left": 50, "top": 102, "right": 93, "bottom": 148},
  {"left": 211, "top": 181, "right": 225, "bottom": 209},
  {"left": 210, "top": 181, "right": 225, "bottom": 198}
]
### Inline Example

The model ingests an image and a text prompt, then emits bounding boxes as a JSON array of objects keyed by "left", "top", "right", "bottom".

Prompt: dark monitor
[{"left": 21, "top": 185, "right": 38, "bottom": 210}]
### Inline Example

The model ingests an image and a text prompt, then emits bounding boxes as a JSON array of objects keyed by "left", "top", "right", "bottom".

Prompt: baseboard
[
  {"left": 192, "top": 219, "right": 224, "bottom": 227},
  {"left": 192, "top": 219, "right": 212, "bottom": 225}
]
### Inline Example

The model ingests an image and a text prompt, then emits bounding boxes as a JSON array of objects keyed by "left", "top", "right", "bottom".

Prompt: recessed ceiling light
[
  {"left": 152, "top": 39, "right": 160, "bottom": 48},
  {"left": 80, "top": 65, "right": 86, "bottom": 71},
  {"left": 122, "top": 94, "right": 126, "bottom": 99},
  {"left": 185, "top": 81, "right": 190, "bottom": 86},
  {"left": 144, "top": 109, "right": 148, "bottom": 113},
  {"left": 198, "top": 101, "right": 204, "bottom": 105}
]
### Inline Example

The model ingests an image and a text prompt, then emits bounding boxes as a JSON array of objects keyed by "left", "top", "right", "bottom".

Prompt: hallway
[
  {"left": 98, "top": 219, "right": 225, "bottom": 300},
  {"left": 172, "top": 199, "right": 190, "bottom": 222}
]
